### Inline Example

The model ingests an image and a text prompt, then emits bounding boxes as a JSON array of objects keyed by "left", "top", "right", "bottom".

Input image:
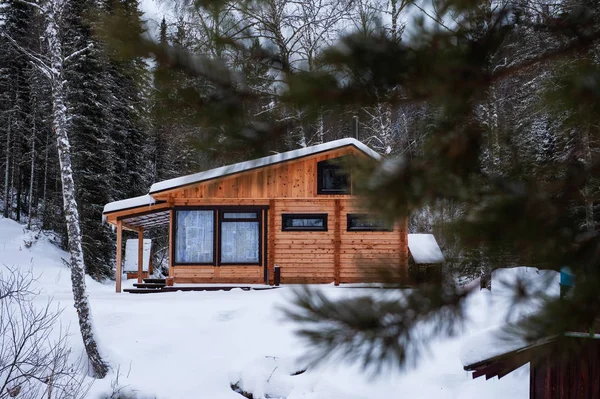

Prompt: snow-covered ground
[{"left": 0, "top": 217, "right": 558, "bottom": 398}]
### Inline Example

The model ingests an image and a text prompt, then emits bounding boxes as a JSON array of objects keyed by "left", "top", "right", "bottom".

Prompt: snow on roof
[
  {"left": 124, "top": 239, "right": 152, "bottom": 272},
  {"left": 103, "top": 194, "right": 156, "bottom": 215},
  {"left": 408, "top": 234, "right": 445, "bottom": 264},
  {"left": 460, "top": 326, "right": 529, "bottom": 367},
  {"left": 149, "top": 138, "right": 380, "bottom": 194}
]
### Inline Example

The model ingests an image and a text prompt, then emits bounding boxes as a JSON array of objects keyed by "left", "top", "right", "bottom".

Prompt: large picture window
[
  {"left": 220, "top": 211, "right": 260, "bottom": 264},
  {"left": 175, "top": 210, "right": 215, "bottom": 264},
  {"left": 317, "top": 158, "right": 350, "bottom": 194},
  {"left": 173, "top": 207, "right": 264, "bottom": 266}
]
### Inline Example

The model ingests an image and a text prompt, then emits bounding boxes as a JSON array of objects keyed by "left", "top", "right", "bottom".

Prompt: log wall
[{"left": 531, "top": 339, "right": 600, "bottom": 399}]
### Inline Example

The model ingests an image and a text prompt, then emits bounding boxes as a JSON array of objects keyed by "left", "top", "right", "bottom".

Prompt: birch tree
[{"left": 2, "top": 0, "right": 108, "bottom": 378}]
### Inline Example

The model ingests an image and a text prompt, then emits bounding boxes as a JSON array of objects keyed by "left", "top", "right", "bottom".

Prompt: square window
[
  {"left": 317, "top": 159, "right": 350, "bottom": 194},
  {"left": 219, "top": 210, "right": 262, "bottom": 265},
  {"left": 220, "top": 221, "right": 260, "bottom": 263}
]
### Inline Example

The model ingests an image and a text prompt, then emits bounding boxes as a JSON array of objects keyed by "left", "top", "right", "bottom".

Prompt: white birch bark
[{"left": 6, "top": 0, "right": 110, "bottom": 378}]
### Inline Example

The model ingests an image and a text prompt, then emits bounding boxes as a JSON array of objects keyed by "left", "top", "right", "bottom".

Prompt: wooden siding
[
  {"left": 151, "top": 147, "right": 363, "bottom": 202},
  {"left": 531, "top": 339, "right": 600, "bottom": 399},
  {"left": 339, "top": 199, "right": 407, "bottom": 284},
  {"left": 273, "top": 199, "right": 336, "bottom": 284},
  {"left": 169, "top": 198, "right": 408, "bottom": 284}
]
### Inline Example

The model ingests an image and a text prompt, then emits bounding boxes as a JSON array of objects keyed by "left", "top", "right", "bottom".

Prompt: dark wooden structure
[
  {"left": 464, "top": 335, "right": 600, "bottom": 399},
  {"left": 103, "top": 139, "right": 411, "bottom": 292}
]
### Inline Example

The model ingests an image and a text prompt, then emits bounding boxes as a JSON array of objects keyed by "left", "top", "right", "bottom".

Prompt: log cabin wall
[
  {"left": 530, "top": 339, "right": 600, "bottom": 399},
  {"left": 146, "top": 146, "right": 409, "bottom": 284}
]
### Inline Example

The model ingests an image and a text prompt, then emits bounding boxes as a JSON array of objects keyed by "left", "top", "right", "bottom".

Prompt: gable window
[
  {"left": 219, "top": 211, "right": 260, "bottom": 264},
  {"left": 347, "top": 214, "right": 392, "bottom": 232},
  {"left": 174, "top": 210, "right": 215, "bottom": 264},
  {"left": 282, "top": 214, "right": 328, "bottom": 231},
  {"left": 317, "top": 158, "right": 350, "bottom": 194}
]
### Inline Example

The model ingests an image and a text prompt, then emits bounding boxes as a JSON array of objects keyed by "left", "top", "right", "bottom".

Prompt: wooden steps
[
  {"left": 133, "top": 282, "right": 166, "bottom": 289},
  {"left": 124, "top": 278, "right": 166, "bottom": 294},
  {"left": 143, "top": 278, "right": 166, "bottom": 284},
  {"left": 123, "top": 278, "right": 277, "bottom": 294}
]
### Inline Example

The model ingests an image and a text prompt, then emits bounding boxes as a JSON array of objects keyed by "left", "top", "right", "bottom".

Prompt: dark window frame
[
  {"left": 171, "top": 206, "right": 266, "bottom": 266},
  {"left": 317, "top": 159, "right": 351, "bottom": 195},
  {"left": 281, "top": 213, "right": 328, "bottom": 232},
  {"left": 172, "top": 207, "right": 217, "bottom": 266},
  {"left": 218, "top": 208, "right": 262, "bottom": 266},
  {"left": 346, "top": 213, "right": 393, "bottom": 232}
]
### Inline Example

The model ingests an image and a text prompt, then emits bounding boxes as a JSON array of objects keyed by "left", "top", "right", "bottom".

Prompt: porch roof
[{"left": 119, "top": 209, "right": 171, "bottom": 230}]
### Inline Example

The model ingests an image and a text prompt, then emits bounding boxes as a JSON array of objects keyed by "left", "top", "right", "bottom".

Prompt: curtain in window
[
  {"left": 175, "top": 210, "right": 214, "bottom": 263},
  {"left": 221, "top": 221, "right": 259, "bottom": 263}
]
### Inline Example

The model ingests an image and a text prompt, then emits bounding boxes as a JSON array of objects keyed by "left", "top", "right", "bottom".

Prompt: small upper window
[
  {"left": 222, "top": 212, "right": 258, "bottom": 219},
  {"left": 282, "top": 214, "right": 328, "bottom": 231},
  {"left": 347, "top": 214, "right": 392, "bottom": 231},
  {"left": 317, "top": 158, "right": 350, "bottom": 194}
]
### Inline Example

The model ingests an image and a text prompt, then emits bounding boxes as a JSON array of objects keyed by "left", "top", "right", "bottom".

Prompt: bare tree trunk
[
  {"left": 27, "top": 108, "right": 36, "bottom": 229},
  {"left": 9, "top": 131, "right": 15, "bottom": 219},
  {"left": 15, "top": 159, "right": 22, "bottom": 222},
  {"left": 44, "top": 0, "right": 108, "bottom": 378},
  {"left": 42, "top": 130, "right": 49, "bottom": 229},
  {"left": 4, "top": 114, "right": 11, "bottom": 218}
]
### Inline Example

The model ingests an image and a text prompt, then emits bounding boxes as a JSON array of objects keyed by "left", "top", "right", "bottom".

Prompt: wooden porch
[{"left": 123, "top": 278, "right": 277, "bottom": 294}]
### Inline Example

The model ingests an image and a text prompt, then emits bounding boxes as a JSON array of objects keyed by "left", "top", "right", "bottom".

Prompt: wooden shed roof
[{"left": 463, "top": 333, "right": 600, "bottom": 380}]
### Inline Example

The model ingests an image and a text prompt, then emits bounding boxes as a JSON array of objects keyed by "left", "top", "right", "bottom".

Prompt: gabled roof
[
  {"left": 103, "top": 138, "right": 380, "bottom": 216},
  {"left": 408, "top": 234, "right": 445, "bottom": 264},
  {"left": 149, "top": 138, "right": 380, "bottom": 194}
]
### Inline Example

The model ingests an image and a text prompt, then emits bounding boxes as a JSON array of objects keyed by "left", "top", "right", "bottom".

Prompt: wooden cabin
[{"left": 102, "top": 138, "right": 409, "bottom": 292}]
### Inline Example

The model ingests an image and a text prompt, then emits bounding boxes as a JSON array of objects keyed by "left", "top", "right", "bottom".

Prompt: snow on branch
[
  {"left": 1, "top": 32, "right": 53, "bottom": 80},
  {"left": 14, "top": 0, "right": 46, "bottom": 13},
  {"left": 63, "top": 43, "right": 94, "bottom": 63}
]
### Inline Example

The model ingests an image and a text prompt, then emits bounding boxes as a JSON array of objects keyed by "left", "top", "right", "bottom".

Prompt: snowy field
[{"left": 0, "top": 217, "right": 558, "bottom": 398}]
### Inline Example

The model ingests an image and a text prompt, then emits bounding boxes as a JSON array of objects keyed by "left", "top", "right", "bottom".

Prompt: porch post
[
  {"left": 334, "top": 199, "right": 341, "bottom": 286},
  {"left": 116, "top": 220, "right": 123, "bottom": 293},
  {"left": 138, "top": 228, "right": 144, "bottom": 283}
]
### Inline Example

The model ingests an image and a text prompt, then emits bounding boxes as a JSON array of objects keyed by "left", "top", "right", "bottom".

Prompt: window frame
[
  {"left": 281, "top": 213, "right": 328, "bottom": 232},
  {"left": 346, "top": 213, "right": 393, "bottom": 232},
  {"left": 171, "top": 206, "right": 265, "bottom": 266},
  {"left": 317, "top": 159, "right": 351, "bottom": 195},
  {"left": 218, "top": 208, "right": 262, "bottom": 266},
  {"left": 172, "top": 208, "right": 217, "bottom": 266}
]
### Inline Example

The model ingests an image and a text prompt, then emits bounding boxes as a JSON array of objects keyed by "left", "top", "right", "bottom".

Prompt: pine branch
[{"left": 284, "top": 284, "right": 474, "bottom": 371}]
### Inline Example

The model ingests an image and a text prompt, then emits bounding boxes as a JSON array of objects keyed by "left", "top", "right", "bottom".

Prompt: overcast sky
[{"left": 139, "top": 0, "right": 175, "bottom": 38}]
